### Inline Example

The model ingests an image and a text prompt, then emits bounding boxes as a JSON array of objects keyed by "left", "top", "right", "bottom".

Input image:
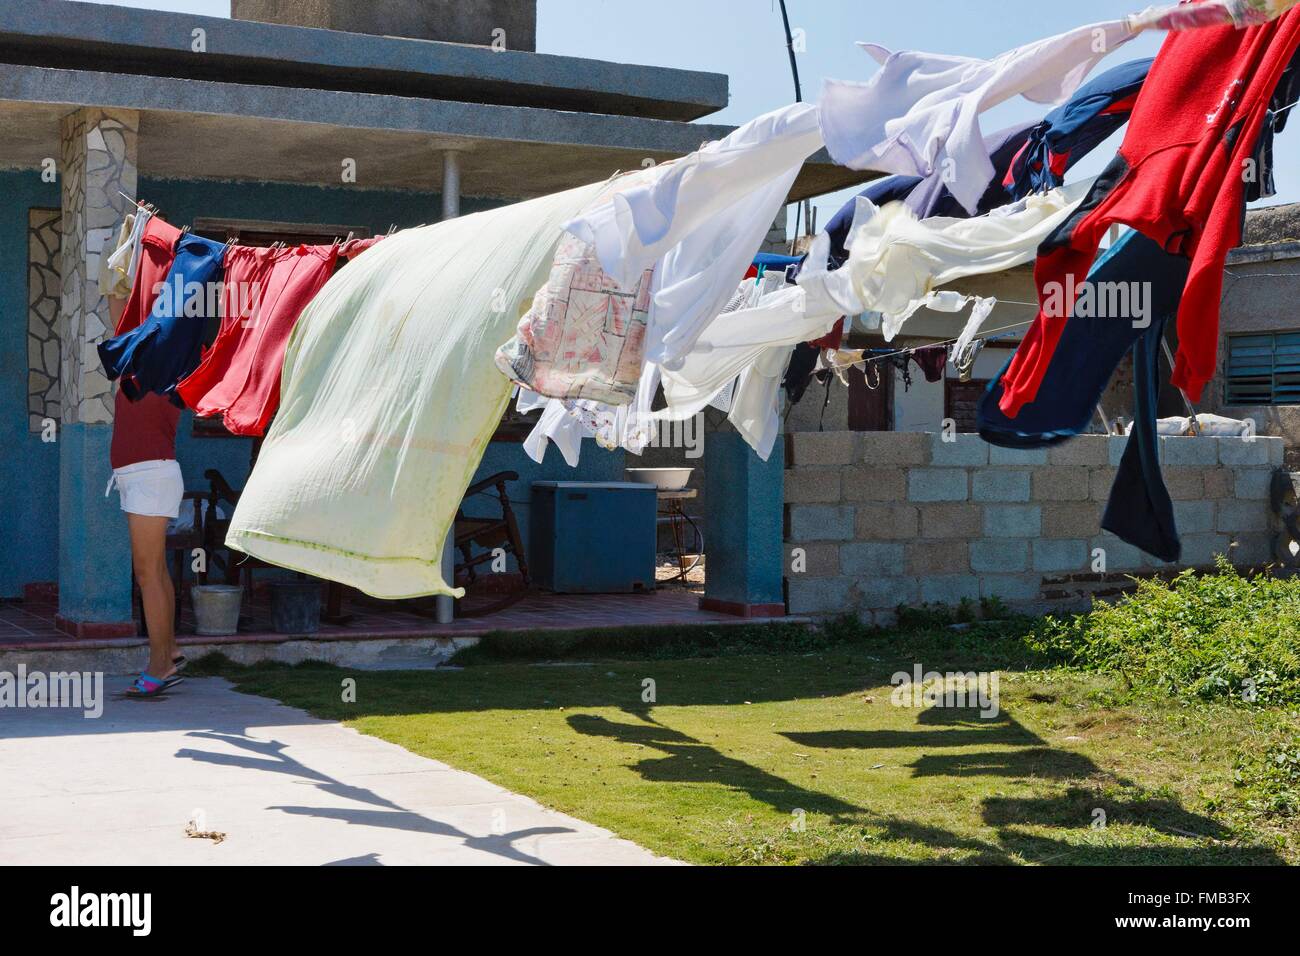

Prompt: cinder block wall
[{"left": 784, "top": 432, "right": 1286, "bottom": 622}]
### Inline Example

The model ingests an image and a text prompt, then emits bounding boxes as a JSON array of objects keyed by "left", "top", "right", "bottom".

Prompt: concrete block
[
  {"left": 930, "top": 433, "right": 989, "bottom": 466},
  {"left": 1089, "top": 468, "right": 1118, "bottom": 502},
  {"left": 919, "top": 503, "right": 984, "bottom": 539},
  {"left": 1107, "top": 435, "right": 1129, "bottom": 467},
  {"left": 840, "top": 541, "right": 907, "bottom": 576},
  {"left": 972, "top": 469, "right": 1030, "bottom": 502},
  {"left": 1218, "top": 437, "right": 1271, "bottom": 466},
  {"left": 1162, "top": 437, "right": 1218, "bottom": 466},
  {"left": 1033, "top": 538, "right": 1088, "bottom": 573},
  {"left": 983, "top": 505, "right": 1041, "bottom": 538},
  {"left": 1216, "top": 500, "right": 1270, "bottom": 534},
  {"left": 789, "top": 504, "right": 855, "bottom": 541},
  {"left": 854, "top": 504, "right": 919, "bottom": 540},
  {"left": 1047, "top": 437, "right": 1109, "bottom": 467},
  {"left": 785, "top": 542, "right": 839, "bottom": 577},
  {"left": 788, "top": 432, "right": 857, "bottom": 466},
  {"left": 1269, "top": 438, "right": 1286, "bottom": 466},
  {"left": 787, "top": 577, "right": 855, "bottom": 615},
  {"left": 989, "top": 445, "right": 1048, "bottom": 466},
  {"left": 1031, "top": 467, "right": 1090, "bottom": 501},
  {"left": 1232, "top": 469, "right": 1273, "bottom": 500},
  {"left": 1180, "top": 533, "right": 1231, "bottom": 566},
  {"left": 920, "top": 575, "right": 981, "bottom": 606},
  {"left": 1043, "top": 501, "right": 1103, "bottom": 538},
  {"left": 841, "top": 466, "right": 907, "bottom": 502},
  {"left": 1173, "top": 500, "right": 1215, "bottom": 535},
  {"left": 1203, "top": 468, "right": 1234, "bottom": 499},
  {"left": 784, "top": 468, "right": 841, "bottom": 504},
  {"left": 855, "top": 576, "right": 922, "bottom": 611},
  {"left": 1229, "top": 532, "right": 1276, "bottom": 566},
  {"left": 907, "top": 540, "right": 970, "bottom": 575},
  {"left": 970, "top": 539, "right": 1029, "bottom": 573},
  {"left": 979, "top": 574, "right": 1042, "bottom": 601},
  {"left": 1161, "top": 468, "right": 1205, "bottom": 501},
  {"left": 908, "top": 469, "right": 969, "bottom": 503},
  {"left": 858, "top": 432, "right": 930, "bottom": 466},
  {"left": 1090, "top": 534, "right": 1146, "bottom": 571}
]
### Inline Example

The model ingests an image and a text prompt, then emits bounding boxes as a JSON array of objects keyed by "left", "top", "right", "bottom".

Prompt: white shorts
[{"left": 106, "top": 459, "right": 184, "bottom": 518}]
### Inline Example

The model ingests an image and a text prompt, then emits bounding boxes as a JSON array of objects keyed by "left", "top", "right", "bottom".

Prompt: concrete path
[{"left": 0, "top": 677, "right": 677, "bottom": 866}]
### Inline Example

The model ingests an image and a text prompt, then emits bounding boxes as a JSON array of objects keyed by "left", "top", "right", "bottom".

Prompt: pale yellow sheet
[{"left": 225, "top": 181, "right": 608, "bottom": 598}]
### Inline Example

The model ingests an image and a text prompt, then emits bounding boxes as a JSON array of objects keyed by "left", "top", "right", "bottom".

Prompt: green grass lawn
[{"left": 199, "top": 625, "right": 1299, "bottom": 865}]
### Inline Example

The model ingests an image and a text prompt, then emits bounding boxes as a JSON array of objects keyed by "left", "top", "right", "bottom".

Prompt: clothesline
[{"left": 818, "top": 306, "right": 1042, "bottom": 374}]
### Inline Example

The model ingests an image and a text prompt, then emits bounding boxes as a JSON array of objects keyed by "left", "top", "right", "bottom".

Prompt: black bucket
[{"left": 269, "top": 580, "right": 322, "bottom": 634}]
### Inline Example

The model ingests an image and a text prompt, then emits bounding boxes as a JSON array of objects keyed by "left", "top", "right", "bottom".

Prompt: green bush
[{"left": 1028, "top": 559, "right": 1300, "bottom": 705}]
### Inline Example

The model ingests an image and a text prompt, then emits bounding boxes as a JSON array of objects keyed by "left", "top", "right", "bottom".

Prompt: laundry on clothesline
[
  {"left": 1003, "top": 58, "right": 1152, "bottom": 201},
  {"left": 99, "top": 231, "right": 228, "bottom": 404},
  {"left": 999, "top": 9, "right": 1300, "bottom": 417},
  {"left": 225, "top": 180, "right": 609, "bottom": 599},
  {"left": 176, "top": 243, "right": 341, "bottom": 437}
]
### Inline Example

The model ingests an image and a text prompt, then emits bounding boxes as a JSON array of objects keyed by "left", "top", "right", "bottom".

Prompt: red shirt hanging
[
  {"left": 177, "top": 243, "right": 340, "bottom": 436},
  {"left": 999, "top": 8, "right": 1300, "bottom": 417}
]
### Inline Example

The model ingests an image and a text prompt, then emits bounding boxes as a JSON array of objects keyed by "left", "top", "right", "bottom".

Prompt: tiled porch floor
[{"left": 0, "top": 582, "right": 765, "bottom": 652}]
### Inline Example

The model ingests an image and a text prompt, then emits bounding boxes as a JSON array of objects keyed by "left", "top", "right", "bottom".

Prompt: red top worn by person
[{"left": 998, "top": 6, "right": 1300, "bottom": 418}]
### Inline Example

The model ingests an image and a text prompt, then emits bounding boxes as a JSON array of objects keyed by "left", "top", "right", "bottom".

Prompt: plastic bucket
[
  {"left": 269, "top": 580, "right": 322, "bottom": 634},
  {"left": 191, "top": 584, "right": 243, "bottom": 636}
]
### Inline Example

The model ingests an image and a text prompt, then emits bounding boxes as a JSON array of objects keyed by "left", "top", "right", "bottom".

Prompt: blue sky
[{"left": 82, "top": 0, "right": 1300, "bottom": 227}]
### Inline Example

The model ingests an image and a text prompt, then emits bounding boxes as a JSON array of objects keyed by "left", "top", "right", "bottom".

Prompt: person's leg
[{"left": 127, "top": 512, "right": 177, "bottom": 679}]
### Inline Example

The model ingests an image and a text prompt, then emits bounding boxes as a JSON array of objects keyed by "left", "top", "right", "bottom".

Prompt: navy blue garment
[
  {"left": 799, "top": 122, "right": 1035, "bottom": 279},
  {"left": 1248, "top": 45, "right": 1300, "bottom": 202},
  {"left": 1004, "top": 58, "right": 1152, "bottom": 201},
  {"left": 99, "top": 233, "right": 227, "bottom": 405},
  {"left": 977, "top": 231, "right": 1191, "bottom": 562}
]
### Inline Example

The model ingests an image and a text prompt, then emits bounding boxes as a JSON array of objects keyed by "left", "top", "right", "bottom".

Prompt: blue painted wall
[
  {"left": 2, "top": 172, "right": 618, "bottom": 600},
  {"left": 0, "top": 170, "right": 60, "bottom": 598}
]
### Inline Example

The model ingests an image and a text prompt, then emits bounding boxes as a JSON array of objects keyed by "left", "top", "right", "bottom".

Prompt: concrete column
[
  {"left": 55, "top": 107, "right": 139, "bottom": 637},
  {"left": 700, "top": 425, "right": 786, "bottom": 617},
  {"left": 436, "top": 147, "right": 462, "bottom": 623},
  {"left": 441, "top": 149, "right": 461, "bottom": 221}
]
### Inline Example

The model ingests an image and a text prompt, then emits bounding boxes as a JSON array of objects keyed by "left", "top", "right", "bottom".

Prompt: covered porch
[{"left": 0, "top": 3, "right": 865, "bottom": 643}]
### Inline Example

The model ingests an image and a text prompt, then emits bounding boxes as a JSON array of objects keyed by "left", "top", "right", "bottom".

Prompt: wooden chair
[
  {"left": 203, "top": 468, "right": 353, "bottom": 623},
  {"left": 449, "top": 470, "right": 533, "bottom": 617},
  {"left": 135, "top": 490, "right": 210, "bottom": 636}
]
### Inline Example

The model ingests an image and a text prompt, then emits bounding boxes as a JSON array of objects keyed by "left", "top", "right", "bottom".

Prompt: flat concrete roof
[
  {"left": 0, "top": 64, "right": 866, "bottom": 201},
  {"left": 0, "top": 0, "right": 729, "bottom": 122}
]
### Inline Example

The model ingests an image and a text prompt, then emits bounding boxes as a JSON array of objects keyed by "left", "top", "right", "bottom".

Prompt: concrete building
[
  {"left": 1207, "top": 202, "right": 1300, "bottom": 465},
  {"left": 0, "top": 0, "right": 864, "bottom": 635}
]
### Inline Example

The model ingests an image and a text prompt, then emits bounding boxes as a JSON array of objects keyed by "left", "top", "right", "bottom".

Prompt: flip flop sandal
[
  {"left": 124, "top": 672, "right": 171, "bottom": 699},
  {"left": 173, "top": 654, "right": 189, "bottom": 673}
]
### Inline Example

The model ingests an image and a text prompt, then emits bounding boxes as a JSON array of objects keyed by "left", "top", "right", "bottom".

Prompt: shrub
[{"left": 1027, "top": 559, "right": 1300, "bottom": 705}]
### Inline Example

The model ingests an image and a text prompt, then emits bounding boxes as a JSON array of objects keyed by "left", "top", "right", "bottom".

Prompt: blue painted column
[
  {"left": 700, "top": 426, "right": 786, "bottom": 617},
  {"left": 55, "top": 108, "right": 139, "bottom": 638}
]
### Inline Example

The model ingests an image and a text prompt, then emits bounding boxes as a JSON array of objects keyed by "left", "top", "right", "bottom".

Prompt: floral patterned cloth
[{"left": 495, "top": 169, "right": 660, "bottom": 405}]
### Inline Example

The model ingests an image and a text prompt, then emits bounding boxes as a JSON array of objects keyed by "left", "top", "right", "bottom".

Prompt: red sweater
[{"left": 999, "top": 7, "right": 1300, "bottom": 417}]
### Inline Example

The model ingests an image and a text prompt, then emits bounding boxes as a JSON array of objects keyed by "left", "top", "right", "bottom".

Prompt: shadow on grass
[
  {"left": 567, "top": 712, "right": 864, "bottom": 817},
  {"left": 198, "top": 632, "right": 1286, "bottom": 865}
]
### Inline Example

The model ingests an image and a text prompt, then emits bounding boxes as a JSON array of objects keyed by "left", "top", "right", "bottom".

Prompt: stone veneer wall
[{"left": 784, "top": 431, "right": 1287, "bottom": 623}]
